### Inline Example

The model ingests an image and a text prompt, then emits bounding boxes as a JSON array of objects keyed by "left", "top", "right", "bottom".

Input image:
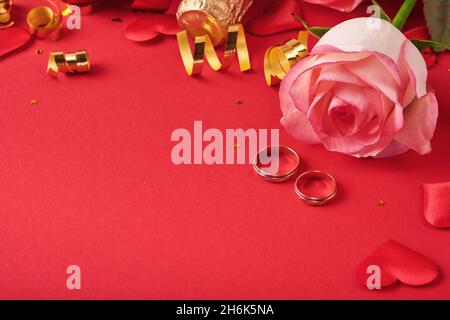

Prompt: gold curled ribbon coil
[
  {"left": 264, "top": 31, "right": 309, "bottom": 87},
  {"left": 0, "top": 0, "right": 13, "bottom": 29},
  {"left": 47, "top": 51, "right": 90, "bottom": 77},
  {"left": 27, "top": 1, "right": 62, "bottom": 40},
  {"left": 177, "top": 23, "right": 251, "bottom": 76}
]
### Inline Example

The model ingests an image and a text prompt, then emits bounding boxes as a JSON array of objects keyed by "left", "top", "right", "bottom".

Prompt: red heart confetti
[{"left": 356, "top": 239, "right": 439, "bottom": 288}]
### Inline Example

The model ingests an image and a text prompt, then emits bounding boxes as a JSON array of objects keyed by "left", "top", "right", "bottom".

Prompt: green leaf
[
  {"left": 423, "top": 0, "right": 450, "bottom": 52},
  {"left": 411, "top": 39, "right": 450, "bottom": 51},
  {"left": 369, "top": 0, "right": 391, "bottom": 22},
  {"left": 291, "top": 13, "right": 330, "bottom": 39}
]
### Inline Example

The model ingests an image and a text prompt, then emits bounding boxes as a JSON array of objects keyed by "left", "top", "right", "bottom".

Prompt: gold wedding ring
[
  {"left": 253, "top": 145, "right": 300, "bottom": 183},
  {"left": 47, "top": 50, "right": 90, "bottom": 77},
  {"left": 294, "top": 170, "right": 337, "bottom": 205},
  {"left": 264, "top": 31, "right": 309, "bottom": 86}
]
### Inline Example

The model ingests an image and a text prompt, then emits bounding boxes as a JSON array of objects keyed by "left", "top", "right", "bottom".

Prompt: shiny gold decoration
[
  {"left": 177, "top": 0, "right": 253, "bottom": 47},
  {"left": 47, "top": 51, "right": 90, "bottom": 77},
  {"left": 0, "top": 0, "right": 13, "bottom": 29},
  {"left": 177, "top": 23, "right": 251, "bottom": 76},
  {"left": 264, "top": 31, "right": 309, "bottom": 87},
  {"left": 30, "top": 98, "right": 39, "bottom": 105},
  {"left": 27, "top": 1, "right": 62, "bottom": 40},
  {"left": 377, "top": 200, "right": 386, "bottom": 206}
]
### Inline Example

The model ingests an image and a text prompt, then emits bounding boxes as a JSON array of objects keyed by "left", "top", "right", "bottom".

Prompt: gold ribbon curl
[
  {"left": 264, "top": 31, "right": 309, "bottom": 87},
  {"left": 27, "top": 1, "right": 62, "bottom": 40},
  {"left": 177, "top": 24, "right": 251, "bottom": 76},
  {"left": 47, "top": 51, "right": 90, "bottom": 77},
  {"left": 0, "top": 0, "right": 13, "bottom": 29}
]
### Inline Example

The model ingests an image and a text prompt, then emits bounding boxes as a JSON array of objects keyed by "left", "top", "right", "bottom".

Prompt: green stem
[{"left": 392, "top": 0, "right": 417, "bottom": 30}]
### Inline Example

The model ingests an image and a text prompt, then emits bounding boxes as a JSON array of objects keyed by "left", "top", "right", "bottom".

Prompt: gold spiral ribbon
[
  {"left": 27, "top": 0, "right": 62, "bottom": 40},
  {"left": 0, "top": 0, "right": 13, "bottom": 29},
  {"left": 264, "top": 31, "right": 309, "bottom": 87},
  {"left": 47, "top": 50, "right": 90, "bottom": 77},
  {"left": 177, "top": 24, "right": 251, "bottom": 76}
]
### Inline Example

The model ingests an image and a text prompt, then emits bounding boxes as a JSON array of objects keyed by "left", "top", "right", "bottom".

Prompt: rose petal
[
  {"left": 313, "top": 64, "right": 368, "bottom": 89},
  {"left": 344, "top": 55, "right": 401, "bottom": 105},
  {"left": 280, "top": 108, "right": 321, "bottom": 144},
  {"left": 402, "top": 40, "right": 428, "bottom": 98},
  {"left": 280, "top": 55, "right": 318, "bottom": 115},
  {"left": 374, "top": 139, "right": 409, "bottom": 158},
  {"left": 393, "top": 92, "right": 438, "bottom": 155},
  {"left": 302, "top": 0, "right": 363, "bottom": 12},
  {"left": 423, "top": 182, "right": 450, "bottom": 228},
  {"left": 313, "top": 18, "right": 427, "bottom": 99},
  {"left": 280, "top": 58, "right": 321, "bottom": 144},
  {"left": 126, "top": 13, "right": 178, "bottom": 42}
]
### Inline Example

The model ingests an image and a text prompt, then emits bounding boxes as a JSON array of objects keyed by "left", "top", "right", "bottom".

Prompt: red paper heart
[
  {"left": 247, "top": 0, "right": 302, "bottom": 36},
  {"left": 423, "top": 182, "right": 450, "bottom": 228},
  {"left": 356, "top": 240, "right": 439, "bottom": 288},
  {"left": 0, "top": 27, "right": 31, "bottom": 58},
  {"left": 125, "top": 13, "right": 178, "bottom": 42}
]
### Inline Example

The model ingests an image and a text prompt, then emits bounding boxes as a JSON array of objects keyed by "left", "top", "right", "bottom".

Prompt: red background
[{"left": 1, "top": 0, "right": 449, "bottom": 299}]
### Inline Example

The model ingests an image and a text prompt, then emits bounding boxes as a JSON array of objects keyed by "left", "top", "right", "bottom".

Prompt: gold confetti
[
  {"left": 377, "top": 200, "right": 385, "bottom": 206},
  {"left": 234, "top": 99, "right": 243, "bottom": 105},
  {"left": 234, "top": 144, "right": 241, "bottom": 149},
  {"left": 35, "top": 49, "right": 44, "bottom": 55},
  {"left": 30, "top": 98, "right": 39, "bottom": 105}
]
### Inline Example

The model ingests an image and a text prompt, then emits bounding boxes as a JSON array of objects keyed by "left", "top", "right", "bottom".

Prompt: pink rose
[
  {"left": 279, "top": 18, "right": 438, "bottom": 158},
  {"left": 302, "top": 0, "right": 364, "bottom": 12}
]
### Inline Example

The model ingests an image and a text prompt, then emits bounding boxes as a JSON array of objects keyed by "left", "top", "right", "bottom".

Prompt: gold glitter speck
[{"left": 377, "top": 200, "right": 385, "bottom": 206}]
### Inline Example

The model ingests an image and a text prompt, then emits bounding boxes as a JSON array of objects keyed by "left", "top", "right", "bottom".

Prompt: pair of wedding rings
[{"left": 252, "top": 145, "right": 337, "bottom": 206}]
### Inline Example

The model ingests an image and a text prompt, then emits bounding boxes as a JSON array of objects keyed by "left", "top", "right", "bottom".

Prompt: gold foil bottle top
[{"left": 176, "top": 0, "right": 253, "bottom": 47}]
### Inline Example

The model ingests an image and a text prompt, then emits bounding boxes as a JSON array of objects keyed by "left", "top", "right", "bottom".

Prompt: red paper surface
[{"left": 0, "top": 0, "right": 449, "bottom": 299}]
